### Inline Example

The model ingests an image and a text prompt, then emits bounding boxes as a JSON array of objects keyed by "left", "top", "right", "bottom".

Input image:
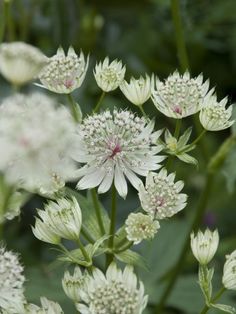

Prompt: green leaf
[
  {"left": 90, "top": 234, "right": 111, "bottom": 257},
  {"left": 212, "top": 303, "right": 236, "bottom": 314},
  {"left": 177, "top": 152, "right": 198, "bottom": 166},
  {"left": 178, "top": 127, "right": 193, "bottom": 147},
  {"left": 115, "top": 249, "right": 148, "bottom": 269},
  {"left": 198, "top": 266, "right": 214, "bottom": 305}
]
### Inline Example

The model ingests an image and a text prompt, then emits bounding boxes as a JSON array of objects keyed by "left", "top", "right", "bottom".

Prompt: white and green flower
[{"left": 223, "top": 250, "right": 236, "bottom": 290}]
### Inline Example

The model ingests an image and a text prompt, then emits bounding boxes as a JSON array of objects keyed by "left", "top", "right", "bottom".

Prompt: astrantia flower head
[
  {"left": 25, "top": 297, "right": 64, "bottom": 314},
  {"left": 222, "top": 250, "right": 236, "bottom": 290},
  {"left": 139, "top": 168, "right": 187, "bottom": 219},
  {"left": 0, "top": 93, "right": 76, "bottom": 193},
  {"left": 62, "top": 266, "right": 87, "bottom": 302},
  {"left": 33, "top": 197, "right": 82, "bottom": 242},
  {"left": 125, "top": 212, "right": 160, "bottom": 244},
  {"left": 0, "top": 246, "right": 25, "bottom": 313},
  {"left": 76, "top": 262, "right": 148, "bottom": 314},
  {"left": 94, "top": 57, "right": 126, "bottom": 92},
  {"left": 120, "top": 74, "right": 154, "bottom": 106},
  {"left": 0, "top": 42, "right": 47, "bottom": 86},
  {"left": 39, "top": 46, "right": 89, "bottom": 94},
  {"left": 72, "top": 109, "right": 164, "bottom": 198},
  {"left": 190, "top": 229, "right": 219, "bottom": 265},
  {"left": 151, "top": 71, "right": 213, "bottom": 119},
  {"left": 199, "top": 95, "right": 234, "bottom": 131}
]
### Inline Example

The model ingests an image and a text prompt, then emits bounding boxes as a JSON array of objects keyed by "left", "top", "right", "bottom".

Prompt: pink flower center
[
  {"left": 173, "top": 105, "right": 182, "bottom": 115},
  {"left": 109, "top": 143, "right": 122, "bottom": 159},
  {"left": 64, "top": 79, "right": 74, "bottom": 89}
]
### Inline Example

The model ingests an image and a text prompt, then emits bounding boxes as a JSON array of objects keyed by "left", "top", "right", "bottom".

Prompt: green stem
[
  {"left": 5, "top": 0, "right": 15, "bottom": 42},
  {"left": 114, "top": 241, "right": 133, "bottom": 253},
  {"left": 67, "top": 94, "right": 80, "bottom": 122},
  {"left": 200, "top": 287, "right": 226, "bottom": 314},
  {"left": 106, "top": 183, "right": 117, "bottom": 267},
  {"left": 155, "top": 173, "right": 214, "bottom": 313},
  {"left": 0, "top": 1, "right": 6, "bottom": 43},
  {"left": 76, "top": 238, "right": 91, "bottom": 263},
  {"left": 139, "top": 105, "right": 148, "bottom": 119},
  {"left": 174, "top": 119, "right": 182, "bottom": 138},
  {"left": 91, "top": 188, "right": 106, "bottom": 236},
  {"left": 81, "top": 226, "right": 95, "bottom": 244},
  {"left": 93, "top": 91, "right": 105, "bottom": 113}
]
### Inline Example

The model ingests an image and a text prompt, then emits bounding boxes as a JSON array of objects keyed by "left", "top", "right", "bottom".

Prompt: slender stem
[
  {"left": 174, "top": 119, "right": 182, "bottom": 138},
  {"left": 0, "top": 1, "right": 6, "bottom": 43},
  {"left": 114, "top": 241, "right": 133, "bottom": 253},
  {"left": 91, "top": 188, "right": 106, "bottom": 236},
  {"left": 76, "top": 238, "right": 91, "bottom": 263},
  {"left": 67, "top": 94, "right": 80, "bottom": 122},
  {"left": 115, "top": 236, "right": 130, "bottom": 249},
  {"left": 155, "top": 173, "right": 214, "bottom": 313},
  {"left": 5, "top": 0, "right": 15, "bottom": 42},
  {"left": 200, "top": 287, "right": 226, "bottom": 314},
  {"left": 81, "top": 226, "right": 96, "bottom": 244},
  {"left": 106, "top": 183, "right": 117, "bottom": 266},
  {"left": 93, "top": 91, "right": 105, "bottom": 113},
  {"left": 139, "top": 105, "right": 148, "bottom": 119}
]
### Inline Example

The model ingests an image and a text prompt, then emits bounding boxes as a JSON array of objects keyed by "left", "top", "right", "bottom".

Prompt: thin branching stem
[
  {"left": 93, "top": 91, "right": 105, "bottom": 113},
  {"left": 200, "top": 287, "right": 226, "bottom": 314},
  {"left": 91, "top": 188, "right": 106, "bottom": 236}
]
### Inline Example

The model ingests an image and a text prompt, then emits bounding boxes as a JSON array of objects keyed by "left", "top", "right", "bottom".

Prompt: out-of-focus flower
[
  {"left": 151, "top": 71, "right": 213, "bottom": 119},
  {"left": 223, "top": 250, "right": 236, "bottom": 290},
  {"left": 0, "top": 42, "right": 47, "bottom": 86},
  {"left": 125, "top": 212, "right": 160, "bottom": 244},
  {"left": 94, "top": 57, "right": 126, "bottom": 92},
  {"left": 25, "top": 297, "right": 64, "bottom": 313},
  {"left": 62, "top": 267, "right": 87, "bottom": 302},
  {"left": 38, "top": 46, "right": 89, "bottom": 94},
  {"left": 0, "top": 93, "right": 76, "bottom": 193},
  {"left": 190, "top": 229, "right": 219, "bottom": 265},
  {"left": 120, "top": 74, "right": 154, "bottom": 106},
  {"left": 139, "top": 168, "right": 187, "bottom": 219},
  {"left": 199, "top": 95, "right": 234, "bottom": 131},
  {"left": 72, "top": 110, "right": 164, "bottom": 198},
  {"left": 75, "top": 262, "right": 148, "bottom": 314},
  {"left": 32, "top": 197, "right": 82, "bottom": 242},
  {"left": 0, "top": 246, "right": 26, "bottom": 313}
]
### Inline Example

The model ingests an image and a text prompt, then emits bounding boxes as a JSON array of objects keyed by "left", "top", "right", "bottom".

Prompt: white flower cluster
[
  {"left": 223, "top": 250, "right": 236, "bottom": 291},
  {"left": 25, "top": 297, "right": 64, "bottom": 314},
  {"left": 0, "top": 92, "right": 76, "bottom": 194}
]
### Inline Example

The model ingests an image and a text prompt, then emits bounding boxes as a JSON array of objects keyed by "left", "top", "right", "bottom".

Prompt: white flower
[
  {"left": 62, "top": 266, "right": 87, "bottom": 302},
  {"left": 222, "top": 250, "right": 236, "bottom": 290},
  {"left": 0, "top": 42, "right": 47, "bottom": 86},
  {"left": 38, "top": 46, "right": 89, "bottom": 94},
  {"left": 190, "top": 229, "right": 219, "bottom": 265},
  {"left": 76, "top": 262, "right": 148, "bottom": 314},
  {"left": 151, "top": 71, "right": 213, "bottom": 119},
  {"left": 72, "top": 110, "right": 164, "bottom": 198},
  {"left": 139, "top": 168, "right": 187, "bottom": 219},
  {"left": 25, "top": 297, "right": 64, "bottom": 313},
  {"left": 0, "top": 93, "right": 76, "bottom": 193},
  {"left": 0, "top": 246, "right": 26, "bottom": 313},
  {"left": 94, "top": 57, "right": 126, "bottom": 92},
  {"left": 33, "top": 197, "right": 82, "bottom": 242},
  {"left": 199, "top": 95, "right": 234, "bottom": 131},
  {"left": 125, "top": 212, "right": 160, "bottom": 244},
  {"left": 120, "top": 74, "right": 154, "bottom": 106}
]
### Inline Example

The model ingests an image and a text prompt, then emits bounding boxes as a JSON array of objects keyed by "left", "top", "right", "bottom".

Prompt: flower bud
[{"left": 62, "top": 267, "right": 86, "bottom": 302}]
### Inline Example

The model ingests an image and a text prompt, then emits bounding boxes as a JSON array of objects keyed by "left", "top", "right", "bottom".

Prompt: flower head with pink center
[
  {"left": 71, "top": 110, "right": 164, "bottom": 198},
  {"left": 138, "top": 168, "right": 187, "bottom": 219}
]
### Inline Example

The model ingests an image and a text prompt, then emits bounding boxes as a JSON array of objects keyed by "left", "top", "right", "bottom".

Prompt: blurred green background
[{"left": 1, "top": 0, "right": 236, "bottom": 313}]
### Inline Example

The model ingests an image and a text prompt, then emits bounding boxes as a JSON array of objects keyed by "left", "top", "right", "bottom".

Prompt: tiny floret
[
  {"left": 39, "top": 46, "right": 89, "bottom": 94},
  {"left": 125, "top": 212, "right": 160, "bottom": 244},
  {"left": 190, "top": 229, "right": 219, "bottom": 265},
  {"left": 72, "top": 109, "right": 164, "bottom": 198},
  {"left": 139, "top": 168, "right": 187, "bottom": 219},
  {"left": 199, "top": 95, "right": 234, "bottom": 131},
  {"left": 151, "top": 71, "right": 213, "bottom": 119},
  {"left": 222, "top": 250, "right": 236, "bottom": 290},
  {"left": 94, "top": 57, "right": 126, "bottom": 92},
  {"left": 76, "top": 262, "right": 148, "bottom": 314},
  {"left": 62, "top": 267, "right": 86, "bottom": 302},
  {"left": 0, "top": 42, "right": 47, "bottom": 86},
  {"left": 120, "top": 74, "right": 154, "bottom": 106}
]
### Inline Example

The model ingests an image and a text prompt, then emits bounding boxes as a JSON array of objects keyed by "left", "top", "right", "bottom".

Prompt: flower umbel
[
  {"left": 76, "top": 262, "right": 148, "bottom": 314},
  {"left": 39, "top": 46, "right": 89, "bottom": 94},
  {"left": 190, "top": 229, "right": 219, "bottom": 265},
  {"left": 0, "top": 42, "right": 47, "bottom": 86},
  {"left": 222, "top": 250, "right": 236, "bottom": 290},
  {"left": 120, "top": 74, "right": 154, "bottom": 106},
  {"left": 151, "top": 71, "right": 213, "bottom": 119},
  {"left": 139, "top": 168, "right": 187, "bottom": 219},
  {"left": 94, "top": 57, "right": 126, "bottom": 92},
  {"left": 125, "top": 212, "right": 160, "bottom": 244},
  {"left": 72, "top": 109, "right": 164, "bottom": 198},
  {"left": 199, "top": 95, "right": 234, "bottom": 131}
]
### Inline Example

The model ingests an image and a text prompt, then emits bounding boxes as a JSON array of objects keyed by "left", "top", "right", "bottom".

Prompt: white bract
[
  {"left": 190, "top": 229, "right": 219, "bottom": 265},
  {"left": 72, "top": 110, "right": 164, "bottom": 198},
  {"left": 94, "top": 57, "right": 126, "bottom": 92},
  {"left": 0, "top": 42, "right": 47, "bottom": 86},
  {"left": 199, "top": 95, "right": 234, "bottom": 131},
  {"left": 222, "top": 250, "right": 236, "bottom": 290},
  {"left": 62, "top": 267, "right": 87, "bottom": 302},
  {"left": 0, "top": 93, "right": 76, "bottom": 193},
  {"left": 25, "top": 297, "right": 64, "bottom": 314},
  {"left": 39, "top": 46, "right": 89, "bottom": 94},
  {"left": 125, "top": 212, "right": 160, "bottom": 244},
  {"left": 0, "top": 246, "right": 25, "bottom": 313},
  {"left": 120, "top": 74, "right": 154, "bottom": 106},
  {"left": 151, "top": 71, "right": 213, "bottom": 118},
  {"left": 139, "top": 168, "right": 187, "bottom": 219},
  {"left": 76, "top": 262, "right": 148, "bottom": 314},
  {"left": 33, "top": 197, "right": 82, "bottom": 242}
]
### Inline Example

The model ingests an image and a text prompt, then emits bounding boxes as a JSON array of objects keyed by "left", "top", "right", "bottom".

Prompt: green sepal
[
  {"left": 198, "top": 265, "right": 214, "bottom": 306},
  {"left": 211, "top": 303, "right": 236, "bottom": 314}
]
